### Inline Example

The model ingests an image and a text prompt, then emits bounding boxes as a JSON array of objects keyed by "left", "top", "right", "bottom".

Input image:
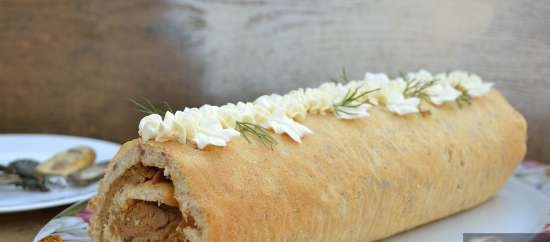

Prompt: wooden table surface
[{"left": 0, "top": 205, "right": 68, "bottom": 242}]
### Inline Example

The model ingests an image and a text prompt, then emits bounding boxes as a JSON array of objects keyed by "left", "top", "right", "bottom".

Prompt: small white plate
[
  {"left": 0, "top": 134, "right": 119, "bottom": 213},
  {"left": 33, "top": 177, "right": 549, "bottom": 242}
]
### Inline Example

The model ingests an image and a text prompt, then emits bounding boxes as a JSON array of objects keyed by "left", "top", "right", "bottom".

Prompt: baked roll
[{"left": 89, "top": 71, "right": 526, "bottom": 242}]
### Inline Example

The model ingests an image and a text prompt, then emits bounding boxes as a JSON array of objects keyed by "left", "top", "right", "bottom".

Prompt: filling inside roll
[
  {"left": 114, "top": 201, "right": 182, "bottom": 241},
  {"left": 100, "top": 164, "right": 201, "bottom": 242}
]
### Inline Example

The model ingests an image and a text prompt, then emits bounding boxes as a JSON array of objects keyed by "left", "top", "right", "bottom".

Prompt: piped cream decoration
[{"left": 138, "top": 70, "right": 493, "bottom": 149}]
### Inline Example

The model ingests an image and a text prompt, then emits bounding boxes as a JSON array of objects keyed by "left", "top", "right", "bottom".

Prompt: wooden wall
[{"left": 1, "top": 0, "right": 549, "bottom": 161}]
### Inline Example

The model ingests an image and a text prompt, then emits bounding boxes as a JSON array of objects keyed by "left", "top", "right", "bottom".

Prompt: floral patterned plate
[
  {"left": 33, "top": 200, "right": 92, "bottom": 242},
  {"left": 33, "top": 163, "right": 550, "bottom": 242}
]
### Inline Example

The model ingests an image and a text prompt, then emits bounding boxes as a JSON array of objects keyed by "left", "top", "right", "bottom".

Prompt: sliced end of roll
[{"left": 89, "top": 140, "right": 207, "bottom": 242}]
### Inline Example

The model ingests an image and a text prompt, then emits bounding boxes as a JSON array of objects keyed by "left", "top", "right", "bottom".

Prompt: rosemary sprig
[
  {"left": 235, "top": 121, "right": 277, "bottom": 149},
  {"left": 453, "top": 83, "right": 472, "bottom": 108},
  {"left": 129, "top": 97, "right": 173, "bottom": 116},
  {"left": 333, "top": 87, "right": 380, "bottom": 117}
]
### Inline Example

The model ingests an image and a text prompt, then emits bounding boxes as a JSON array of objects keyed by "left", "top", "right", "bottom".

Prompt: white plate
[
  {"left": 0, "top": 134, "right": 119, "bottom": 213},
  {"left": 33, "top": 177, "right": 549, "bottom": 242},
  {"left": 385, "top": 177, "right": 549, "bottom": 241}
]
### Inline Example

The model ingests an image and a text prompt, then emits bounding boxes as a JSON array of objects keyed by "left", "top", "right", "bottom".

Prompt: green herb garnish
[
  {"left": 403, "top": 78, "right": 438, "bottom": 101},
  {"left": 235, "top": 121, "right": 277, "bottom": 149},
  {"left": 453, "top": 83, "right": 472, "bottom": 108},
  {"left": 333, "top": 87, "right": 379, "bottom": 117},
  {"left": 330, "top": 68, "right": 350, "bottom": 84},
  {"left": 129, "top": 97, "right": 173, "bottom": 116}
]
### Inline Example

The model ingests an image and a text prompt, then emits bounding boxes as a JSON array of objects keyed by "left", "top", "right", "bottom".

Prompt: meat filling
[
  {"left": 109, "top": 165, "right": 199, "bottom": 242},
  {"left": 116, "top": 201, "right": 183, "bottom": 242}
]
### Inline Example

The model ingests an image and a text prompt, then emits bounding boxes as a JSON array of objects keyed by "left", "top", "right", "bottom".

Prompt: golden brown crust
[{"left": 90, "top": 90, "right": 527, "bottom": 242}]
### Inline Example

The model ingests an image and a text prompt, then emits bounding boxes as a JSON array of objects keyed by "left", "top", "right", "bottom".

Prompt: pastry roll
[{"left": 89, "top": 72, "right": 526, "bottom": 242}]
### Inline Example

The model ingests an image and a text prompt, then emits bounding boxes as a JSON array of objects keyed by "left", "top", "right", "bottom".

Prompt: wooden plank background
[{"left": 0, "top": 0, "right": 549, "bottom": 161}]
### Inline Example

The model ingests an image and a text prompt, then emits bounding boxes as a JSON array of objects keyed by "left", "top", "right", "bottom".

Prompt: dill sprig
[
  {"left": 330, "top": 68, "right": 350, "bottom": 84},
  {"left": 235, "top": 121, "right": 277, "bottom": 149},
  {"left": 403, "top": 78, "right": 438, "bottom": 101},
  {"left": 333, "top": 87, "right": 380, "bottom": 117},
  {"left": 453, "top": 83, "right": 472, "bottom": 108},
  {"left": 401, "top": 75, "right": 439, "bottom": 114},
  {"left": 129, "top": 97, "right": 173, "bottom": 116}
]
